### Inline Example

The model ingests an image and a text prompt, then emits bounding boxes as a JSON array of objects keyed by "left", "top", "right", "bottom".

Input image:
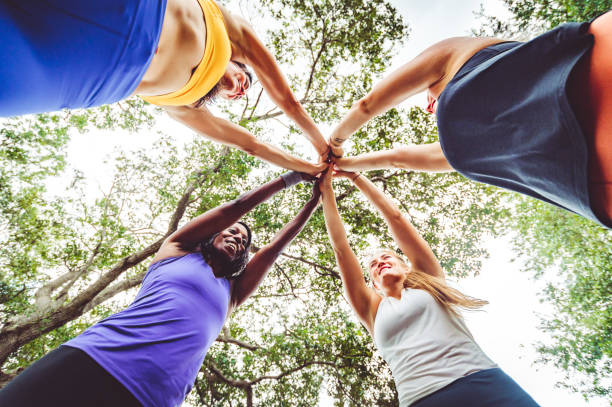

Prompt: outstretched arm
[
  {"left": 334, "top": 143, "right": 453, "bottom": 172},
  {"left": 165, "top": 106, "right": 326, "bottom": 176},
  {"left": 339, "top": 171, "right": 443, "bottom": 279},
  {"left": 328, "top": 37, "right": 503, "bottom": 154},
  {"left": 230, "top": 183, "right": 321, "bottom": 309},
  {"left": 219, "top": 6, "right": 328, "bottom": 156},
  {"left": 320, "top": 170, "right": 381, "bottom": 333},
  {"left": 156, "top": 172, "right": 312, "bottom": 262}
]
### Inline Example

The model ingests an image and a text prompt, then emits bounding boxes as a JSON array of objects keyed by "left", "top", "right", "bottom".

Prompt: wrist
[
  {"left": 329, "top": 135, "right": 345, "bottom": 148},
  {"left": 351, "top": 173, "right": 361, "bottom": 182},
  {"left": 281, "top": 171, "right": 304, "bottom": 188}
]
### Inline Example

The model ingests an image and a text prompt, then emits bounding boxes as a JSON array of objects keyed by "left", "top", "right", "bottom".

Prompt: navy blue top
[
  {"left": 65, "top": 253, "right": 231, "bottom": 407},
  {"left": 436, "top": 22, "right": 610, "bottom": 228}
]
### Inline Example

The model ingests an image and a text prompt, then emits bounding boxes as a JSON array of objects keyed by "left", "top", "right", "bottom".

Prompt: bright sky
[{"left": 58, "top": 1, "right": 607, "bottom": 406}]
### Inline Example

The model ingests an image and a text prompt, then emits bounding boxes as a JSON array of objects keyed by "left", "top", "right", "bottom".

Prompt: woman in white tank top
[{"left": 318, "top": 168, "right": 540, "bottom": 407}]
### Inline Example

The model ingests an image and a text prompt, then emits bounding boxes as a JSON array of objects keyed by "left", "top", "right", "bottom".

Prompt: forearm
[
  {"left": 232, "top": 24, "right": 327, "bottom": 155},
  {"left": 321, "top": 184, "right": 376, "bottom": 324},
  {"left": 321, "top": 186, "right": 353, "bottom": 257},
  {"left": 352, "top": 175, "right": 401, "bottom": 220},
  {"left": 250, "top": 139, "right": 322, "bottom": 175},
  {"left": 231, "top": 192, "right": 319, "bottom": 307},
  {"left": 336, "top": 144, "right": 452, "bottom": 172},
  {"left": 258, "top": 193, "right": 319, "bottom": 261},
  {"left": 328, "top": 99, "right": 372, "bottom": 148},
  {"left": 170, "top": 176, "right": 287, "bottom": 246},
  {"left": 284, "top": 102, "right": 328, "bottom": 155},
  {"left": 352, "top": 175, "right": 443, "bottom": 277}
]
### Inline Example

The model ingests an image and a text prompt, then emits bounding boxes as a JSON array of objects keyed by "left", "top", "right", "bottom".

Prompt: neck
[
  {"left": 382, "top": 279, "right": 404, "bottom": 300},
  {"left": 205, "top": 255, "right": 229, "bottom": 279}
]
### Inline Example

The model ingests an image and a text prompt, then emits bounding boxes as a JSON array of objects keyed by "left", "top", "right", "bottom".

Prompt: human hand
[
  {"left": 281, "top": 171, "right": 317, "bottom": 188},
  {"left": 305, "top": 161, "right": 328, "bottom": 177},
  {"left": 332, "top": 156, "right": 358, "bottom": 171},
  {"left": 330, "top": 145, "right": 344, "bottom": 159}
]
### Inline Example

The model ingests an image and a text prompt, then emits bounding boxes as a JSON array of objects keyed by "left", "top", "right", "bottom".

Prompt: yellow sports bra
[{"left": 141, "top": 0, "right": 231, "bottom": 106}]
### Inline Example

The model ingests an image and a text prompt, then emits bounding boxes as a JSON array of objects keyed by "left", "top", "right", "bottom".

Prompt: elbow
[
  {"left": 241, "top": 136, "right": 261, "bottom": 157},
  {"left": 283, "top": 97, "right": 301, "bottom": 116},
  {"left": 389, "top": 210, "right": 404, "bottom": 224},
  {"left": 354, "top": 96, "right": 372, "bottom": 116},
  {"left": 331, "top": 241, "right": 352, "bottom": 261},
  {"left": 389, "top": 145, "right": 411, "bottom": 169}
]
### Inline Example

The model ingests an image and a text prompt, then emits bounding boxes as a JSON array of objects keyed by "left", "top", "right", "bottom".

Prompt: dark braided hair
[{"left": 200, "top": 221, "right": 253, "bottom": 279}]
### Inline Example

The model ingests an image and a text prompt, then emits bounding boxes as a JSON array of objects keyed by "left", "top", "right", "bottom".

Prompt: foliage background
[{"left": 0, "top": 0, "right": 609, "bottom": 405}]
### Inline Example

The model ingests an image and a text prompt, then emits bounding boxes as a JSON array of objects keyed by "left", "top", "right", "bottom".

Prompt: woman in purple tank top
[{"left": 0, "top": 171, "right": 321, "bottom": 407}]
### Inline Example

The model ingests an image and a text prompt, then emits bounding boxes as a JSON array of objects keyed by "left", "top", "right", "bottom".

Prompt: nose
[{"left": 232, "top": 233, "right": 243, "bottom": 249}]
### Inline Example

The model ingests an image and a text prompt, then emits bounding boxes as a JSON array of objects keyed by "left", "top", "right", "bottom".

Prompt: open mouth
[
  {"left": 378, "top": 265, "right": 391, "bottom": 275},
  {"left": 225, "top": 240, "right": 238, "bottom": 255}
]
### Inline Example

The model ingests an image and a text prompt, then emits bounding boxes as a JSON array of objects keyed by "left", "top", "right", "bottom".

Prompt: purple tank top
[{"left": 65, "top": 253, "right": 230, "bottom": 407}]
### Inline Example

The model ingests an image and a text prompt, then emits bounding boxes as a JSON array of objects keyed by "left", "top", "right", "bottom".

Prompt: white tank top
[{"left": 373, "top": 288, "right": 497, "bottom": 406}]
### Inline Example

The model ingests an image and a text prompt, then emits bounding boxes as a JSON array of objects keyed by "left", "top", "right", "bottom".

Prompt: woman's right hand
[
  {"left": 306, "top": 161, "right": 328, "bottom": 177},
  {"left": 333, "top": 156, "right": 361, "bottom": 172}
]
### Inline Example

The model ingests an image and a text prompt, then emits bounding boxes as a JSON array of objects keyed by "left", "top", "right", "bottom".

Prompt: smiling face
[
  {"left": 212, "top": 223, "right": 250, "bottom": 261},
  {"left": 368, "top": 250, "right": 410, "bottom": 290},
  {"left": 218, "top": 61, "right": 251, "bottom": 101}
]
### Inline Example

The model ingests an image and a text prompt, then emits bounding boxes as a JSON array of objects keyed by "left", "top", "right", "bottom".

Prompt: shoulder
[
  {"left": 426, "top": 37, "right": 507, "bottom": 96},
  {"left": 215, "top": 2, "right": 252, "bottom": 60},
  {"left": 150, "top": 239, "right": 193, "bottom": 266}
]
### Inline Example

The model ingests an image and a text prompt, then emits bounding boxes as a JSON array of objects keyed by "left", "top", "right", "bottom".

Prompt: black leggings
[{"left": 0, "top": 346, "right": 143, "bottom": 407}]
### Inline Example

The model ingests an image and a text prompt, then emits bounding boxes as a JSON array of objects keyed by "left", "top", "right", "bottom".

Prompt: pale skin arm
[
  {"left": 337, "top": 171, "right": 444, "bottom": 279},
  {"left": 334, "top": 143, "right": 453, "bottom": 172},
  {"left": 328, "top": 36, "right": 504, "bottom": 153},
  {"left": 218, "top": 5, "right": 328, "bottom": 156},
  {"left": 319, "top": 170, "right": 382, "bottom": 334},
  {"left": 164, "top": 105, "right": 326, "bottom": 176},
  {"left": 229, "top": 183, "right": 321, "bottom": 311}
]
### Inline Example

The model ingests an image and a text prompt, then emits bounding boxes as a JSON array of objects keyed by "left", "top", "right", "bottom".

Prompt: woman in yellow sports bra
[{"left": 135, "top": 0, "right": 328, "bottom": 176}]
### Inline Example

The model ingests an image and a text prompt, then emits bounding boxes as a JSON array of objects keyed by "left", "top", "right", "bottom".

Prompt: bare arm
[
  {"left": 154, "top": 172, "right": 310, "bottom": 262},
  {"left": 344, "top": 172, "right": 444, "bottom": 279},
  {"left": 334, "top": 143, "right": 453, "bottom": 172},
  {"left": 320, "top": 170, "right": 381, "bottom": 333},
  {"left": 219, "top": 6, "right": 328, "bottom": 155},
  {"left": 230, "top": 183, "right": 321, "bottom": 309},
  {"left": 328, "top": 37, "right": 504, "bottom": 153},
  {"left": 165, "top": 105, "right": 326, "bottom": 175}
]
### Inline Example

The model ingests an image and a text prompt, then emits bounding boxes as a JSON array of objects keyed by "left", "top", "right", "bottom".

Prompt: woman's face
[
  {"left": 218, "top": 62, "right": 251, "bottom": 101},
  {"left": 212, "top": 223, "right": 249, "bottom": 260},
  {"left": 368, "top": 251, "right": 408, "bottom": 289}
]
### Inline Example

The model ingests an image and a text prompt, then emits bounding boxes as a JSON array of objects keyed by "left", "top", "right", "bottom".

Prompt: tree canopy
[{"left": 0, "top": 0, "right": 610, "bottom": 405}]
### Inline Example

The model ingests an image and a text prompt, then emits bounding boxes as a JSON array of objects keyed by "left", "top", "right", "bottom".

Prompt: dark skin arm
[
  {"left": 229, "top": 183, "right": 321, "bottom": 310},
  {"left": 152, "top": 172, "right": 311, "bottom": 263}
]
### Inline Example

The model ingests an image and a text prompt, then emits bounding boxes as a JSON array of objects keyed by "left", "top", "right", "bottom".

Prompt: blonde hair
[{"left": 369, "top": 249, "right": 488, "bottom": 316}]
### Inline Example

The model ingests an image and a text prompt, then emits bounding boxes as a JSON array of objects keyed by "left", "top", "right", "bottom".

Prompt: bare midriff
[
  {"left": 568, "top": 11, "right": 612, "bottom": 224},
  {"left": 133, "top": 0, "right": 207, "bottom": 97}
]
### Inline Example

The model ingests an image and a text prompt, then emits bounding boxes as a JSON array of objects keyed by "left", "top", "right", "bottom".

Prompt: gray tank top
[{"left": 436, "top": 22, "right": 610, "bottom": 228}]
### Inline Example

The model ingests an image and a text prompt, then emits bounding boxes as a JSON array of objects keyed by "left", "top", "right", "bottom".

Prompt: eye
[{"left": 242, "top": 238, "right": 248, "bottom": 246}]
